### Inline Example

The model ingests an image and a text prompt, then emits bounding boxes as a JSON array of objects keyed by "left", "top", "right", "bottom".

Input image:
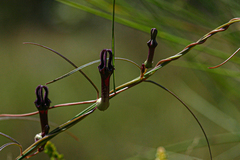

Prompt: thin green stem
[
  {"left": 16, "top": 103, "right": 97, "bottom": 159},
  {"left": 0, "top": 100, "right": 97, "bottom": 117},
  {"left": 209, "top": 47, "right": 240, "bottom": 69},
  {"left": 144, "top": 80, "right": 212, "bottom": 160},
  {"left": 112, "top": 0, "right": 116, "bottom": 94},
  {"left": 16, "top": 18, "right": 240, "bottom": 159},
  {"left": 0, "top": 132, "right": 23, "bottom": 155},
  {"left": 23, "top": 42, "right": 100, "bottom": 98}
]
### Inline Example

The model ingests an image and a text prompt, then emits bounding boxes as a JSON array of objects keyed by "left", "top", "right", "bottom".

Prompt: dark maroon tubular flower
[
  {"left": 98, "top": 49, "right": 114, "bottom": 111},
  {"left": 34, "top": 85, "right": 51, "bottom": 138},
  {"left": 144, "top": 28, "right": 158, "bottom": 68}
]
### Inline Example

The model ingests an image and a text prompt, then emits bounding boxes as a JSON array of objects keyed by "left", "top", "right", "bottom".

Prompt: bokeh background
[{"left": 1, "top": 0, "right": 240, "bottom": 159}]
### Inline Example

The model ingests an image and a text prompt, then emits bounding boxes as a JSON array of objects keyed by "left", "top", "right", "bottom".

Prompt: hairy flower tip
[
  {"left": 144, "top": 28, "right": 158, "bottom": 68},
  {"left": 150, "top": 28, "right": 158, "bottom": 42},
  {"left": 98, "top": 49, "right": 114, "bottom": 111},
  {"left": 98, "top": 49, "right": 114, "bottom": 75},
  {"left": 35, "top": 85, "right": 51, "bottom": 111}
]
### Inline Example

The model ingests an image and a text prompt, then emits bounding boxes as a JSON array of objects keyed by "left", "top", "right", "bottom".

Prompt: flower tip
[
  {"left": 148, "top": 28, "right": 158, "bottom": 48},
  {"left": 34, "top": 85, "right": 51, "bottom": 110},
  {"left": 151, "top": 28, "right": 158, "bottom": 40},
  {"left": 145, "top": 28, "right": 158, "bottom": 68},
  {"left": 98, "top": 49, "right": 114, "bottom": 73}
]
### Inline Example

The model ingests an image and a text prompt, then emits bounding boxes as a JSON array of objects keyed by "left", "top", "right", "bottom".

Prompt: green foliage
[
  {"left": 1, "top": 0, "right": 240, "bottom": 159},
  {"left": 53, "top": 0, "right": 240, "bottom": 159},
  {"left": 44, "top": 141, "right": 64, "bottom": 160},
  {"left": 56, "top": 0, "right": 240, "bottom": 72}
]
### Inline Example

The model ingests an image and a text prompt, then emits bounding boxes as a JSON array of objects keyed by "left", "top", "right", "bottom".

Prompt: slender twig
[
  {"left": 51, "top": 99, "right": 97, "bottom": 108},
  {"left": 0, "top": 100, "right": 97, "bottom": 117},
  {"left": 0, "top": 111, "right": 39, "bottom": 117},
  {"left": 46, "top": 57, "right": 140, "bottom": 85},
  {"left": 0, "top": 132, "right": 23, "bottom": 154},
  {"left": 209, "top": 48, "right": 240, "bottom": 69},
  {"left": 154, "top": 18, "right": 240, "bottom": 69}
]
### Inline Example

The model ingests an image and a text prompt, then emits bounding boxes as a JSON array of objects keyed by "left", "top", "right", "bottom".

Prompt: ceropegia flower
[{"left": 98, "top": 49, "right": 114, "bottom": 111}]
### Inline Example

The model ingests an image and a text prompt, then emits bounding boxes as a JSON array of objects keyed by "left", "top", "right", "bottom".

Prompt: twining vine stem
[{"left": 2, "top": 15, "right": 240, "bottom": 159}]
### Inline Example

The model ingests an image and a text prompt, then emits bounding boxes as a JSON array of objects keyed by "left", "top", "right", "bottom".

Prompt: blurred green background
[{"left": 1, "top": 0, "right": 240, "bottom": 159}]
